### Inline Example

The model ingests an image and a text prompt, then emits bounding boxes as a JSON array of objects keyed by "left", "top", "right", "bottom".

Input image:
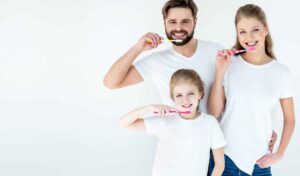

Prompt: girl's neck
[{"left": 180, "top": 111, "right": 201, "bottom": 120}]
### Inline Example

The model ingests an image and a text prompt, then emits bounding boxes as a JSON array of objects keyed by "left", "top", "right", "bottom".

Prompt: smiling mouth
[
  {"left": 245, "top": 41, "right": 258, "bottom": 48},
  {"left": 182, "top": 104, "right": 192, "bottom": 108},
  {"left": 171, "top": 31, "right": 187, "bottom": 39}
]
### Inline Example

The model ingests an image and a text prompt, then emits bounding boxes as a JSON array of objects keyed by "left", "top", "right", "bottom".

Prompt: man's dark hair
[{"left": 162, "top": 0, "right": 198, "bottom": 19}]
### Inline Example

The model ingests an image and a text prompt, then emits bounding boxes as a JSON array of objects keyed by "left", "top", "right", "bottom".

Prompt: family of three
[{"left": 103, "top": 0, "right": 295, "bottom": 175}]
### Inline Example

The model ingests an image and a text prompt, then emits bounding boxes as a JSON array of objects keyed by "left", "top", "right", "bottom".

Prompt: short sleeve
[
  {"left": 144, "top": 116, "right": 163, "bottom": 137},
  {"left": 134, "top": 54, "right": 156, "bottom": 81},
  {"left": 210, "top": 117, "right": 227, "bottom": 149},
  {"left": 280, "top": 70, "right": 294, "bottom": 99}
]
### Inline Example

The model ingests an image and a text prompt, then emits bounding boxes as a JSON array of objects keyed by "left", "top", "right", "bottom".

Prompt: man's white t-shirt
[
  {"left": 134, "top": 39, "right": 222, "bottom": 113},
  {"left": 144, "top": 113, "right": 226, "bottom": 176},
  {"left": 221, "top": 56, "right": 293, "bottom": 174}
]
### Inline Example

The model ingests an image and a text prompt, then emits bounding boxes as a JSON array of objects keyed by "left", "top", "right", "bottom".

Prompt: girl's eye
[
  {"left": 176, "top": 95, "right": 182, "bottom": 97},
  {"left": 239, "top": 31, "right": 246, "bottom": 34},
  {"left": 252, "top": 28, "right": 260, "bottom": 32},
  {"left": 188, "top": 93, "right": 194, "bottom": 95}
]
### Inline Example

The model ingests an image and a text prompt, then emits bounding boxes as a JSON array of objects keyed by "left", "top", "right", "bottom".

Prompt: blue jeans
[{"left": 207, "top": 151, "right": 271, "bottom": 176}]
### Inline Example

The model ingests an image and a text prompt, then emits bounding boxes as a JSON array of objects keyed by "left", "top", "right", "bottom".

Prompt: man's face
[{"left": 164, "top": 7, "right": 196, "bottom": 46}]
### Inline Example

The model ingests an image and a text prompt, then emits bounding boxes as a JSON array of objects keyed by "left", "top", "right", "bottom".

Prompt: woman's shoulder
[{"left": 271, "top": 60, "right": 290, "bottom": 72}]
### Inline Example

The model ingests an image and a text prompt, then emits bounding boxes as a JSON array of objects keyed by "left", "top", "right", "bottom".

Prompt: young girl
[
  {"left": 119, "top": 69, "right": 226, "bottom": 176},
  {"left": 208, "top": 4, "right": 295, "bottom": 175}
]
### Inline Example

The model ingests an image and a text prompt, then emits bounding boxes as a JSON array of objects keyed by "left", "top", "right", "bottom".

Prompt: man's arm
[{"left": 103, "top": 33, "right": 163, "bottom": 89}]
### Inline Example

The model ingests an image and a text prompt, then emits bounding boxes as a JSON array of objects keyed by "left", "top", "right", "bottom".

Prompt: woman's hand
[
  {"left": 256, "top": 152, "right": 283, "bottom": 168},
  {"left": 215, "top": 49, "right": 235, "bottom": 75}
]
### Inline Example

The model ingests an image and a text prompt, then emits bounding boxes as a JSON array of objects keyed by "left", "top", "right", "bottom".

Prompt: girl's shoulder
[{"left": 199, "top": 113, "right": 220, "bottom": 124}]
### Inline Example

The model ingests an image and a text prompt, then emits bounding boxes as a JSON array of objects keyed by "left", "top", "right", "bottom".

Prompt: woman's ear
[{"left": 264, "top": 26, "right": 269, "bottom": 36}]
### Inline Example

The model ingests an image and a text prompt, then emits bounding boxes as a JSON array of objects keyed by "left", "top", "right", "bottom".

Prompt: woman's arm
[
  {"left": 208, "top": 50, "right": 233, "bottom": 118},
  {"left": 211, "top": 147, "right": 225, "bottom": 176},
  {"left": 118, "top": 105, "right": 174, "bottom": 130},
  {"left": 256, "top": 97, "right": 295, "bottom": 167}
]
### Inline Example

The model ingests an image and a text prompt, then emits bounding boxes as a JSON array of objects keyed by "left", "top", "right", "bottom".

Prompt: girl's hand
[
  {"left": 256, "top": 152, "right": 283, "bottom": 168},
  {"left": 151, "top": 104, "right": 177, "bottom": 116},
  {"left": 215, "top": 49, "right": 235, "bottom": 75}
]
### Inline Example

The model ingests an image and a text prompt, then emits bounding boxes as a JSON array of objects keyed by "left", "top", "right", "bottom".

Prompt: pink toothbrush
[
  {"left": 153, "top": 110, "right": 191, "bottom": 114},
  {"left": 221, "top": 46, "right": 256, "bottom": 56},
  {"left": 234, "top": 46, "right": 256, "bottom": 54}
]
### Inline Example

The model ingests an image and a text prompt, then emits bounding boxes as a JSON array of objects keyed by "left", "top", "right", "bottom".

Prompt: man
[{"left": 103, "top": 0, "right": 221, "bottom": 113}]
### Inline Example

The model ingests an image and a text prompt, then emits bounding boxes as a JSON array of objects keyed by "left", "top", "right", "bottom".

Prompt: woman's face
[
  {"left": 236, "top": 17, "right": 268, "bottom": 52},
  {"left": 172, "top": 82, "right": 202, "bottom": 112}
]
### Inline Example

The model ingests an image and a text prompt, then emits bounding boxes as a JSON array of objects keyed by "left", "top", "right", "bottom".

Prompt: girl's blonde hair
[
  {"left": 233, "top": 4, "right": 275, "bottom": 59},
  {"left": 169, "top": 69, "right": 204, "bottom": 100}
]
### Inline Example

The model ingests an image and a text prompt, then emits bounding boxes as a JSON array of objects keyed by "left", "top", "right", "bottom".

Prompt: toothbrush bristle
[{"left": 173, "top": 39, "right": 183, "bottom": 42}]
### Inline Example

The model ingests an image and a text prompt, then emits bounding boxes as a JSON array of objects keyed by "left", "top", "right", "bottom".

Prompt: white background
[{"left": 0, "top": 0, "right": 299, "bottom": 175}]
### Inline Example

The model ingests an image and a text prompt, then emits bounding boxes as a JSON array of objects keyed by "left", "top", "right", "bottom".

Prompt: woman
[{"left": 208, "top": 4, "right": 295, "bottom": 175}]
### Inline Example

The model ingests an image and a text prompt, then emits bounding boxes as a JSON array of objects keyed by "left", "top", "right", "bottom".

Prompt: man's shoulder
[{"left": 197, "top": 39, "right": 223, "bottom": 50}]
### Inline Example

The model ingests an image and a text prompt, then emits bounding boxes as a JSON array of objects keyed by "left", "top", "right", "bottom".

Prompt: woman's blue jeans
[{"left": 208, "top": 151, "right": 271, "bottom": 176}]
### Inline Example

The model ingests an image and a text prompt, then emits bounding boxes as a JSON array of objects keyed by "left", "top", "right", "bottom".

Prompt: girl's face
[
  {"left": 172, "top": 82, "right": 202, "bottom": 112},
  {"left": 237, "top": 17, "right": 268, "bottom": 52}
]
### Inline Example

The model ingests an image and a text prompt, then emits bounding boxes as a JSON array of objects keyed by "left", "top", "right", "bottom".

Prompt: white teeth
[
  {"left": 173, "top": 33, "right": 185, "bottom": 37},
  {"left": 246, "top": 42, "right": 257, "bottom": 46},
  {"left": 182, "top": 104, "right": 192, "bottom": 108}
]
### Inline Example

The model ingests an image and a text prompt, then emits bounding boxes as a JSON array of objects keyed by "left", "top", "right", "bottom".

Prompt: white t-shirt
[
  {"left": 221, "top": 56, "right": 293, "bottom": 174},
  {"left": 144, "top": 113, "right": 226, "bottom": 176},
  {"left": 134, "top": 39, "right": 222, "bottom": 113}
]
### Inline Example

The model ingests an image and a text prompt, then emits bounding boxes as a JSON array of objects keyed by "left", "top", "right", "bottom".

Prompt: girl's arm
[
  {"left": 256, "top": 97, "right": 295, "bottom": 167},
  {"left": 211, "top": 147, "right": 225, "bottom": 176},
  {"left": 208, "top": 50, "right": 233, "bottom": 118},
  {"left": 118, "top": 105, "right": 173, "bottom": 130}
]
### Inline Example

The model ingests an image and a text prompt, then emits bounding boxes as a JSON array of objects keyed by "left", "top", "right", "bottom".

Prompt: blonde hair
[
  {"left": 233, "top": 4, "right": 275, "bottom": 59},
  {"left": 169, "top": 69, "right": 204, "bottom": 100}
]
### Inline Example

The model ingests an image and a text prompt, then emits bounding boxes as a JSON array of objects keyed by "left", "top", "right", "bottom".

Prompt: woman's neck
[{"left": 242, "top": 48, "right": 272, "bottom": 65}]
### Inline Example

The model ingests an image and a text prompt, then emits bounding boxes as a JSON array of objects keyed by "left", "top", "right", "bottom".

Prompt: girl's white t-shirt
[{"left": 144, "top": 113, "right": 226, "bottom": 176}]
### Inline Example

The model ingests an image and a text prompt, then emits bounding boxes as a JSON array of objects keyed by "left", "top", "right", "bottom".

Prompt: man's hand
[
  {"left": 268, "top": 131, "right": 277, "bottom": 152},
  {"left": 136, "top": 32, "right": 164, "bottom": 51}
]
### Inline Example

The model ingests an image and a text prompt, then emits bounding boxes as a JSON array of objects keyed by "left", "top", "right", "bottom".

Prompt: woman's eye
[
  {"left": 253, "top": 28, "right": 260, "bottom": 32},
  {"left": 239, "top": 31, "right": 246, "bottom": 34},
  {"left": 176, "top": 95, "right": 182, "bottom": 97}
]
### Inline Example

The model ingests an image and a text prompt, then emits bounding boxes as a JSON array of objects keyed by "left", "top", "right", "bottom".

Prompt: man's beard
[{"left": 165, "top": 29, "right": 195, "bottom": 46}]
